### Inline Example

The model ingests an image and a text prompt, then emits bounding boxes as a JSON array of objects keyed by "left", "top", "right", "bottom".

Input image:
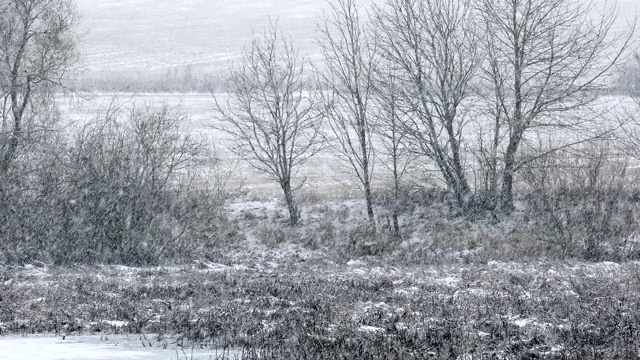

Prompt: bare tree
[
  {"left": 476, "top": 0, "right": 635, "bottom": 212},
  {"left": 214, "top": 23, "right": 324, "bottom": 225},
  {"left": 318, "top": 0, "right": 378, "bottom": 226},
  {"left": 618, "top": 52, "right": 640, "bottom": 161},
  {"left": 372, "top": 0, "right": 480, "bottom": 209},
  {"left": 0, "top": 0, "right": 78, "bottom": 175},
  {"left": 372, "top": 69, "right": 415, "bottom": 236}
]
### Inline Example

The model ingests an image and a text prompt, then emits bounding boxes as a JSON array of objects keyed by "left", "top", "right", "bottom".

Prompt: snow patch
[
  {"left": 347, "top": 259, "right": 366, "bottom": 267},
  {"left": 358, "top": 325, "right": 385, "bottom": 333},
  {"left": 394, "top": 286, "right": 420, "bottom": 295},
  {"left": 433, "top": 276, "right": 460, "bottom": 288},
  {"left": 102, "top": 320, "right": 128, "bottom": 328},
  {"left": 511, "top": 317, "right": 534, "bottom": 328}
]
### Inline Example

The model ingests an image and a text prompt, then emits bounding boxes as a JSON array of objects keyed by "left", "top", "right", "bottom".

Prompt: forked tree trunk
[{"left": 500, "top": 130, "right": 523, "bottom": 213}]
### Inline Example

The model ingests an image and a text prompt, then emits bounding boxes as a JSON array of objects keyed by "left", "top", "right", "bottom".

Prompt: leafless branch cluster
[
  {"left": 318, "top": 0, "right": 378, "bottom": 226},
  {"left": 372, "top": 0, "right": 480, "bottom": 210},
  {"left": 214, "top": 22, "right": 324, "bottom": 225},
  {"left": 0, "top": 0, "right": 78, "bottom": 175},
  {"left": 216, "top": 0, "right": 637, "bottom": 234},
  {"left": 476, "top": 0, "right": 635, "bottom": 211}
]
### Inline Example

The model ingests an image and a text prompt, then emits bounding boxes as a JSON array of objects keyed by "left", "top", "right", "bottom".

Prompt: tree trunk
[
  {"left": 488, "top": 114, "right": 501, "bottom": 210},
  {"left": 500, "top": 163, "right": 515, "bottom": 212},
  {"left": 392, "top": 166, "right": 400, "bottom": 238},
  {"left": 0, "top": 129, "right": 20, "bottom": 175},
  {"left": 500, "top": 132, "right": 522, "bottom": 213},
  {"left": 359, "top": 111, "right": 375, "bottom": 228},
  {"left": 1, "top": 128, "right": 14, "bottom": 175},
  {"left": 446, "top": 116, "right": 471, "bottom": 207},
  {"left": 363, "top": 172, "right": 375, "bottom": 228},
  {"left": 282, "top": 181, "right": 299, "bottom": 225},
  {"left": 501, "top": 33, "right": 523, "bottom": 214}
]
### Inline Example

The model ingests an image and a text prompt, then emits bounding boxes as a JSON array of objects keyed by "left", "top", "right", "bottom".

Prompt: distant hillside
[
  {"left": 74, "top": 0, "right": 637, "bottom": 92},
  {"left": 74, "top": 0, "right": 344, "bottom": 90}
]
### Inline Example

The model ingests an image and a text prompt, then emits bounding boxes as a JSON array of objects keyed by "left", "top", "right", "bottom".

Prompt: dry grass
[{"left": 1, "top": 257, "right": 639, "bottom": 359}]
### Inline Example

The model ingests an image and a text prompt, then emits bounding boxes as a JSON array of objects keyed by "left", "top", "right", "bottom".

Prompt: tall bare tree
[
  {"left": 214, "top": 23, "right": 324, "bottom": 225},
  {"left": 618, "top": 52, "right": 640, "bottom": 161},
  {"left": 0, "top": 0, "right": 78, "bottom": 175},
  {"left": 372, "top": 0, "right": 480, "bottom": 209},
  {"left": 319, "top": 0, "right": 378, "bottom": 226},
  {"left": 477, "top": 0, "right": 635, "bottom": 212},
  {"left": 372, "top": 69, "right": 415, "bottom": 236}
]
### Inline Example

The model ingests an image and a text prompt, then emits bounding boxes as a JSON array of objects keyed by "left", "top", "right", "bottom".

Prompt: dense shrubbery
[
  {"left": 0, "top": 102, "right": 234, "bottom": 265},
  {"left": 520, "top": 143, "right": 640, "bottom": 260}
]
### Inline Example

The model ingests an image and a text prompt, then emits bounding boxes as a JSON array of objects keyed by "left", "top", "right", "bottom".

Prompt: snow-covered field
[
  {"left": 73, "top": 0, "right": 637, "bottom": 81},
  {"left": 75, "top": 0, "right": 368, "bottom": 76}
]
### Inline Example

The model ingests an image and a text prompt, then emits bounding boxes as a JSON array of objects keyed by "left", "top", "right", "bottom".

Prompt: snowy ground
[
  {"left": 75, "top": 0, "right": 347, "bottom": 75},
  {"left": 1, "top": 257, "right": 639, "bottom": 358},
  {"left": 0, "top": 335, "right": 242, "bottom": 360}
]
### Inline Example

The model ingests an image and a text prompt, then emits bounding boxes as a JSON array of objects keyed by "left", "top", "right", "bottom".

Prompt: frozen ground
[
  {"left": 1, "top": 198, "right": 639, "bottom": 357},
  {"left": 0, "top": 335, "right": 242, "bottom": 360}
]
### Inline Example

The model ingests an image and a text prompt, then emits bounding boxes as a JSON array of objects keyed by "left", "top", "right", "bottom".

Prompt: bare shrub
[
  {"left": 0, "top": 101, "right": 233, "bottom": 265},
  {"left": 64, "top": 102, "right": 232, "bottom": 263},
  {"left": 521, "top": 141, "right": 639, "bottom": 260}
]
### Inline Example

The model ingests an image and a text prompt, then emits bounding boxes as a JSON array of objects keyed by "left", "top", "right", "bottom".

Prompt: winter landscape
[{"left": 2, "top": 0, "right": 640, "bottom": 359}]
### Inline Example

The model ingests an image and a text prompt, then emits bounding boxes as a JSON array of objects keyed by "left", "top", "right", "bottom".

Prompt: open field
[
  {"left": 76, "top": 0, "right": 343, "bottom": 73},
  {"left": 72, "top": 0, "right": 638, "bottom": 90},
  {"left": 73, "top": 0, "right": 374, "bottom": 90}
]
